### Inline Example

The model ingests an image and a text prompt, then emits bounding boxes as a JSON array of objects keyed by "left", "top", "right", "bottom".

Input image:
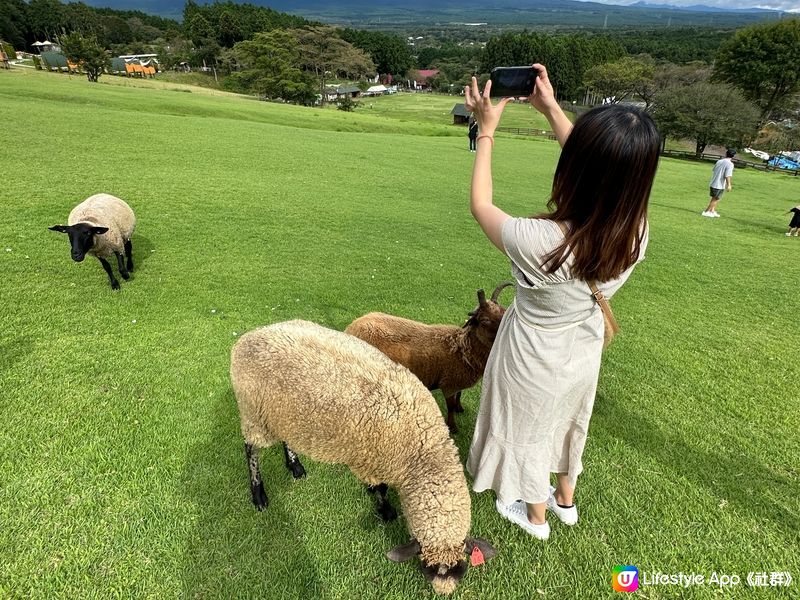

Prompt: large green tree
[
  {"left": 293, "top": 26, "right": 375, "bottom": 105},
  {"left": 713, "top": 18, "right": 800, "bottom": 123},
  {"left": 227, "top": 29, "right": 316, "bottom": 104},
  {"left": 583, "top": 55, "right": 654, "bottom": 104},
  {"left": 340, "top": 28, "right": 413, "bottom": 78},
  {"left": 652, "top": 81, "right": 760, "bottom": 156},
  {"left": 59, "top": 30, "right": 110, "bottom": 82},
  {"left": 0, "top": 0, "right": 29, "bottom": 49},
  {"left": 26, "top": 0, "right": 63, "bottom": 40},
  {"left": 481, "top": 31, "right": 625, "bottom": 101}
]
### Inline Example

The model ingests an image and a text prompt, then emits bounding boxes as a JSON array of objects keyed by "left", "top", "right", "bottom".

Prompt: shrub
[{"left": 337, "top": 95, "right": 359, "bottom": 112}]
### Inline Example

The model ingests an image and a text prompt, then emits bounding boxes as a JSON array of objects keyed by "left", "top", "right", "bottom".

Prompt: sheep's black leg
[
  {"left": 245, "top": 442, "right": 268, "bottom": 510},
  {"left": 124, "top": 239, "right": 134, "bottom": 272},
  {"left": 453, "top": 391, "right": 465, "bottom": 413},
  {"left": 368, "top": 483, "right": 397, "bottom": 522},
  {"left": 444, "top": 395, "right": 460, "bottom": 433},
  {"left": 283, "top": 443, "right": 306, "bottom": 479},
  {"left": 98, "top": 257, "right": 120, "bottom": 290},
  {"left": 115, "top": 251, "right": 130, "bottom": 280}
]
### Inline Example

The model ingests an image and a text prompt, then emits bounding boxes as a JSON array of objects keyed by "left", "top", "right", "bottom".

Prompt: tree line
[{"left": 3, "top": 0, "right": 799, "bottom": 155}]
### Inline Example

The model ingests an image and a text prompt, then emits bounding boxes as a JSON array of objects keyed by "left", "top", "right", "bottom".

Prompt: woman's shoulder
[{"left": 502, "top": 217, "right": 573, "bottom": 285}]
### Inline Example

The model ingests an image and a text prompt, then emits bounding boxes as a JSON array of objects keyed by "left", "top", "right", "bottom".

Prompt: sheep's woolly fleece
[
  {"left": 230, "top": 320, "right": 471, "bottom": 567},
  {"left": 346, "top": 313, "right": 490, "bottom": 389},
  {"left": 68, "top": 193, "right": 136, "bottom": 258}
]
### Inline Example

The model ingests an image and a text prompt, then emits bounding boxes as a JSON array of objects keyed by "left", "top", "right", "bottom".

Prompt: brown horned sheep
[
  {"left": 345, "top": 282, "right": 513, "bottom": 433},
  {"left": 230, "top": 319, "right": 496, "bottom": 595}
]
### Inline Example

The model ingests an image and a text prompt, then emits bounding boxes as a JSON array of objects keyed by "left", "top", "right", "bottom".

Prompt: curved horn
[
  {"left": 476, "top": 289, "right": 486, "bottom": 306},
  {"left": 491, "top": 281, "right": 514, "bottom": 303}
]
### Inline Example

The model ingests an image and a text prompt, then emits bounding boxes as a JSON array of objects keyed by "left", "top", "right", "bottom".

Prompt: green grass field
[{"left": 1, "top": 68, "right": 798, "bottom": 600}]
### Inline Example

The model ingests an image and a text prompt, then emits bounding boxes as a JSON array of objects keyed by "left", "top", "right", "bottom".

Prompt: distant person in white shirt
[{"left": 702, "top": 149, "right": 736, "bottom": 217}]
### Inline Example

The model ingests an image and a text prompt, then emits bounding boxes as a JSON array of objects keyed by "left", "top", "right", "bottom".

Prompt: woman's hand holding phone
[
  {"left": 464, "top": 77, "right": 512, "bottom": 136},
  {"left": 528, "top": 63, "right": 559, "bottom": 116}
]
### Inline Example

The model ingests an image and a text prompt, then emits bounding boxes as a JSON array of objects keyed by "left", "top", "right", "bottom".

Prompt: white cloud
[{"left": 579, "top": 0, "right": 800, "bottom": 12}]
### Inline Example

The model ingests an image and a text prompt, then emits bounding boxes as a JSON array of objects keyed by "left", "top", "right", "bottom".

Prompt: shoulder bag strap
[{"left": 587, "top": 281, "right": 620, "bottom": 336}]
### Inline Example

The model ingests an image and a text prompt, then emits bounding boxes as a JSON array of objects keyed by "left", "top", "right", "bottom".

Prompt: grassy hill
[{"left": 1, "top": 68, "right": 798, "bottom": 599}]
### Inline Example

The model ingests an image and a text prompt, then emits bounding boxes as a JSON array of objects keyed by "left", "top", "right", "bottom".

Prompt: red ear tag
[{"left": 470, "top": 546, "right": 485, "bottom": 566}]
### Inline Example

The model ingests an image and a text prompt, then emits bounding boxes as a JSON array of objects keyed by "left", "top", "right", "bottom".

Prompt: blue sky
[{"left": 582, "top": 0, "right": 800, "bottom": 12}]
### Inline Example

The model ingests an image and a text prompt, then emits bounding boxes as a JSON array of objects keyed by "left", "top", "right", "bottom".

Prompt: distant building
[
  {"left": 408, "top": 69, "right": 440, "bottom": 91},
  {"left": 364, "top": 84, "right": 387, "bottom": 96},
  {"left": 324, "top": 84, "right": 362, "bottom": 102},
  {"left": 450, "top": 103, "right": 471, "bottom": 125}
]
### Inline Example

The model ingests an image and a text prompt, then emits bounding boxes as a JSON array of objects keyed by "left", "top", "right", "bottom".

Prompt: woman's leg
[
  {"left": 554, "top": 473, "right": 575, "bottom": 506},
  {"left": 526, "top": 501, "right": 547, "bottom": 525}
]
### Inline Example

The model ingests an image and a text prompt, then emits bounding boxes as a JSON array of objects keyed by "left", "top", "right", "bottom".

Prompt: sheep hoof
[
  {"left": 377, "top": 503, "right": 398, "bottom": 522},
  {"left": 111, "top": 280, "right": 121, "bottom": 290},
  {"left": 447, "top": 420, "right": 459, "bottom": 434},
  {"left": 121, "top": 271, "right": 130, "bottom": 280},
  {"left": 453, "top": 404, "right": 465, "bottom": 414},
  {"left": 251, "top": 482, "right": 268, "bottom": 510},
  {"left": 289, "top": 463, "right": 306, "bottom": 480}
]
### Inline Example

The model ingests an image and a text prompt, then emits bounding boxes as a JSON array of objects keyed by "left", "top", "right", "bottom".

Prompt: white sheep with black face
[
  {"left": 49, "top": 193, "right": 136, "bottom": 290},
  {"left": 230, "top": 319, "right": 497, "bottom": 595}
]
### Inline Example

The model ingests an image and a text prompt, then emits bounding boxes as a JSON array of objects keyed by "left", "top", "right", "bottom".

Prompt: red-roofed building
[{"left": 408, "top": 69, "right": 440, "bottom": 91}]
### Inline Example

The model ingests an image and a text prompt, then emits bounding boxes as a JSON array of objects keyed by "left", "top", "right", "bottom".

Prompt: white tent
[{"left": 364, "top": 84, "right": 387, "bottom": 96}]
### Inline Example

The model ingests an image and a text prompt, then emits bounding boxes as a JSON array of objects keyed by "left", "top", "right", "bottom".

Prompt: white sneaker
[
  {"left": 701, "top": 211, "right": 712, "bottom": 217},
  {"left": 787, "top": 232, "right": 792, "bottom": 236},
  {"left": 711, "top": 211, "right": 721, "bottom": 217},
  {"left": 546, "top": 486, "right": 578, "bottom": 525},
  {"left": 495, "top": 499, "right": 550, "bottom": 539}
]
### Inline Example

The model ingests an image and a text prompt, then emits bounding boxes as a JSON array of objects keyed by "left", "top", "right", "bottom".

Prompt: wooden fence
[
  {"left": 660, "top": 149, "right": 799, "bottom": 176},
  {"left": 496, "top": 126, "right": 557, "bottom": 140}
]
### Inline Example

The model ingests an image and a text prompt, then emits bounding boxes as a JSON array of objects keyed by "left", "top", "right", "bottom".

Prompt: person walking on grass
[
  {"left": 785, "top": 205, "right": 800, "bottom": 236},
  {"left": 464, "top": 64, "right": 659, "bottom": 540},
  {"left": 468, "top": 114, "right": 479, "bottom": 152},
  {"left": 702, "top": 149, "right": 736, "bottom": 218}
]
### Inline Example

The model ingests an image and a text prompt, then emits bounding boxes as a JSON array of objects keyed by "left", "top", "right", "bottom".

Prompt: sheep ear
[
  {"left": 387, "top": 539, "right": 421, "bottom": 563},
  {"left": 465, "top": 537, "right": 497, "bottom": 560},
  {"left": 92, "top": 227, "right": 109, "bottom": 235},
  {"left": 49, "top": 225, "right": 69, "bottom": 233}
]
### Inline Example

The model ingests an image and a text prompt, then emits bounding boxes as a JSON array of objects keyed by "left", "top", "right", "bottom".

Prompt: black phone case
[{"left": 489, "top": 66, "right": 538, "bottom": 97}]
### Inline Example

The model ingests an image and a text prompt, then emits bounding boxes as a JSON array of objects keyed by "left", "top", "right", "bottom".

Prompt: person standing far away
[
  {"left": 785, "top": 205, "right": 800, "bottom": 236},
  {"left": 702, "top": 149, "right": 736, "bottom": 218},
  {"left": 463, "top": 65, "right": 659, "bottom": 540},
  {"left": 468, "top": 114, "right": 479, "bottom": 152}
]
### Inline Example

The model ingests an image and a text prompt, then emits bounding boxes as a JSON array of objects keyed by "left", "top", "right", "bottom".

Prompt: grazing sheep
[
  {"left": 345, "top": 282, "right": 513, "bottom": 433},
  {"left": 230, "top": 320, "right": 496, "bottom": 596},
  {"left": 49, "top": 193, "right": 136, "bottom": 290}
]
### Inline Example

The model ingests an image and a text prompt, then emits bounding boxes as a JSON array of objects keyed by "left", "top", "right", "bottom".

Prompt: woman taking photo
[{"left": 465, "top": 64, "right": 660, "bottom": 539}]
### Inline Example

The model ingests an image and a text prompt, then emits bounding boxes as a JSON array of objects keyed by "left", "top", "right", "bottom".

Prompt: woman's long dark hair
[{"left": 538, "top": 104, "right": 661, "bottom": 282}]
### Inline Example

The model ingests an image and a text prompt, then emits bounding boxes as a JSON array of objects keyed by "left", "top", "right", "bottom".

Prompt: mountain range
[{"left": 82, "top": 0, "right": 785, "bottom": 27}]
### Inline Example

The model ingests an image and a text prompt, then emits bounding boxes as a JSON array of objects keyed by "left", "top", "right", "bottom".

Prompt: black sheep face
[
  {"left": 387, "top": 537, "right": 497, "bottom": 595},
  {"left": 49, "top": 223, "right": 109, "bottom": 262},
  {"left": 421, "top": 559, "right": 469, "bottom": 595}
]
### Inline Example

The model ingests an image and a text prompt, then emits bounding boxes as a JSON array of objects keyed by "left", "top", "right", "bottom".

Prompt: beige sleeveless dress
[{"left": 467, "top": 217, "right": 648, "bottom": 505}]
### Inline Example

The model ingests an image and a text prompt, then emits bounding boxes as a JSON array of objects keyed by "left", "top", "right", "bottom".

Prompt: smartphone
[{"left": 489, "top": 66, "right": 539, "bottom": 98}]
